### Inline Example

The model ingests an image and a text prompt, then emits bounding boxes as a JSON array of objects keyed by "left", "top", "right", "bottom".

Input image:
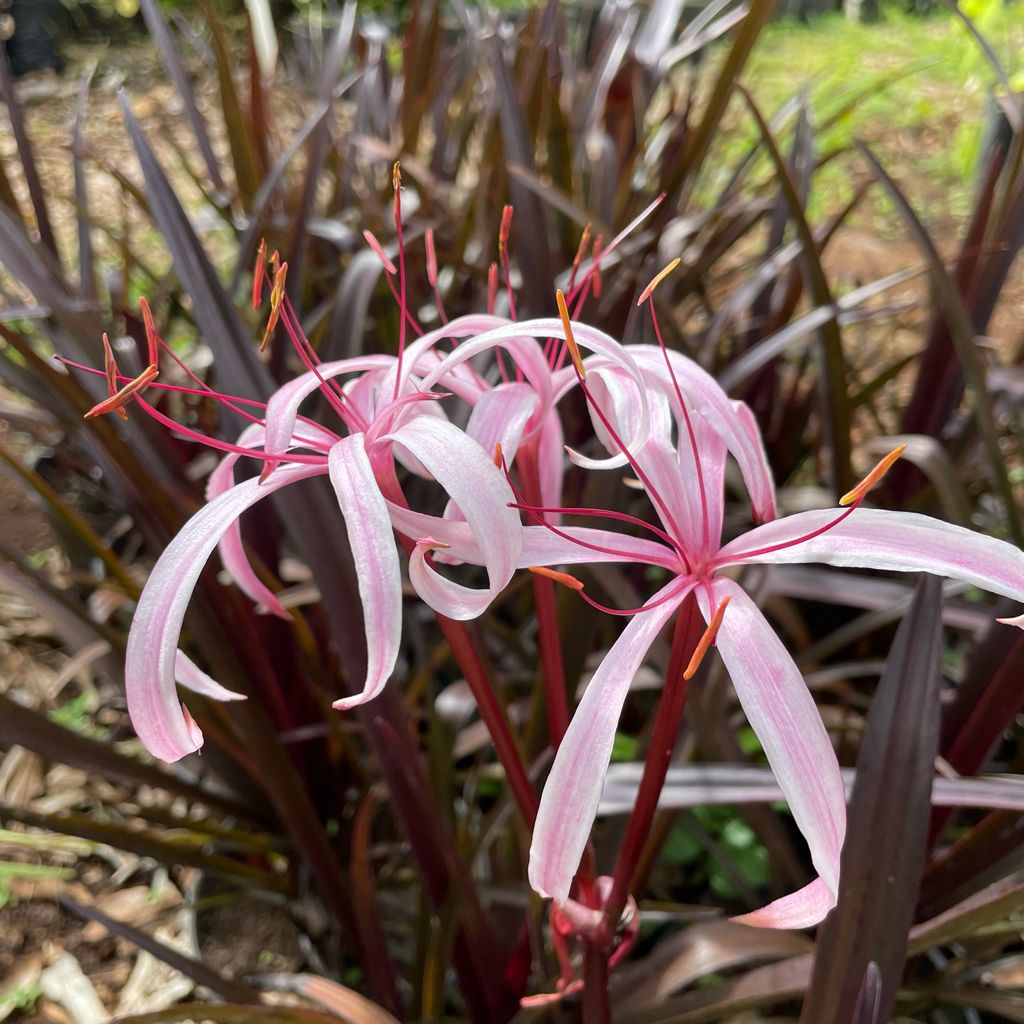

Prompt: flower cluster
[{"left": 82, "top": 173, "right": 1024, "bottom": 932}]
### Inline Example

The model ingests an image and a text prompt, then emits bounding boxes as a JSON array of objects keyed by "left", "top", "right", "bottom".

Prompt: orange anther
[
  {"left": 392, "top": 160, "right": 402, "bottom": 192},
  {"left": 493, "top": 441, "right": 504, "bottom": 469},
  {"left": 571, "top": 224, "right": 592, "bottom": 276},
  {"left": 638, "top": 257, "right": 681, "bottom": 306},
  {"left": 252, "top": 238, "right": 268, "bottom": 309},
  {"left": 101, "top": 333, "right": 127, "bottom": 421},
  {"left": 425, "top": 228, "right": 439, "bottom": 286},
  {"left": 839, "top": 443, "right": 907, "bottom": 507},
  {"left": 259, "top": 262, "right": 289, "bottom": 352},
  {"left": 363, "top": 230, "right": 397, "bottom": 275},
  {"left": 528, "top": 566, "right": 585, "bottom": 591},
  {"left": 683, "top": 596, "right": 731, "bottom": 680},
  {"left": 499, "top": 205, "right": 513, "bottom": 253},
  {"left": 85, "top": 364, "right": 159, "bottom": 420},
  {"left": 556, "top": 290, "right": 585, "bottom": 379},
  {"left": 138, "top": 296, "right": 161, "bottom": 365}
]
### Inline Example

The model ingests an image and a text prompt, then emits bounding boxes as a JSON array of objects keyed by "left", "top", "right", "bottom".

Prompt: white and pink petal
[{"left": 696, "top": 577, "right": 846, "bottom": 928}]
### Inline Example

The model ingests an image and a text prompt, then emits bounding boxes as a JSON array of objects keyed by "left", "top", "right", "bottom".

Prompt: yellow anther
[
  {"left": 528, "top": 566, "right": 585, "bottom": 591},
  {"left": 683, "top": 596, "right": 731, "bottom": 680},
  {"left": 637, "top": 257, "right": 681, "bottom": 306},
  {"left": 85, "top": 364, "right": 159, "bottom": 420},
  {"left": 839, "top": 443, "right": 907, "bottom": 507},
  {"left": 392, "top": 161, "right": 402, "bottom": 192},
  {"left": 556, "top": 289, "right": 585, "bottom": 379}
]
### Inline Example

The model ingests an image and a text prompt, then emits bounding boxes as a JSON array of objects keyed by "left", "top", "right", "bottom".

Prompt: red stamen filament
[
  {"left": 648, "top": 298, "right": 710, "bottom": 554},
  {"left": 714, "top": 502, "right": 860, "bottom": 566},
  {"left": 555, "top": 293, "right": 692, "bottom": 571},
  {"left": 133, "top": 395, "right": 330, "bottom": 466},
  {"left": 392, "top": 162, "right": 408, "bottom": 402},
  {"left": 500, "top": 459, "right": 679, "bottom": 568},
  {"left": 509, "top": 501, "right": 680, "bottom": 553},
  {"left": 425, "top": 228, "right": 448, "bottom": 325},
  {"left": 577, "top": 576, "right": 693, "bottom": 618}
]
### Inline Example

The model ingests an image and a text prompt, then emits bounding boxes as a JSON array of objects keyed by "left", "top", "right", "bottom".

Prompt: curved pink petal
[
  {"left": 263, "top": 355, "right": 394, "bottom": 459},
  {"left": 208, "top": 422, "right": 335, "bottom": 619},
  {"left": 569, "top": 365, "right": 671, "bottom": 473},
  {"left": 529, "top": 580, "right": 691, "bottom": 901},
  {"left": 463, "top": 381, "right": 538, "bottom": 469},
  {"left": 206, "top": 425, "right": 289, "bottom": 617},
  {"left": 627, "top": 346, "right": 777, "bottom": 522},
  {"left": 174, "top": 651, "right": 246, "bottom": 702},
  {"left": 697, "top": 577, "right": 845, "bottom": 927},
  {"left": 535, "top": 406, "right": 566, "bottom": 512},
  {"left": 673, "top": 405, "right": 727, "bottom": 556},
  {"left": 327, "top": 435, "right": 404, "bottom": 710},
  {"left": 126, "top": 462, "right": 325, "bottom": 763},
  {"left": 386, "top": 416, "right": 522, "bottom": 620},
  {"left": 717, "top": 508, "right": 1024, "bottom": 624},
  {"left": 731, "top": 877, "right": 837, "bottom": 930},
  {"left": 418, "top": 324, "right": 554, "bottom": 418}
]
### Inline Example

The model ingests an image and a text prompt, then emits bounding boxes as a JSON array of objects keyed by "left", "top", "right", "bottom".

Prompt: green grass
[{"left": 710, "top": 3, "right": 1024, "bottom": 231}]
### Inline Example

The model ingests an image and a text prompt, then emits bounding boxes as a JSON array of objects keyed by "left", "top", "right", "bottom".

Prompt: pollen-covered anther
[
  {"left": 571, "top": 223, "right": 592, "bottom": 276},
  {"left": 528, "top": 565, "right": 585, "bottom": 591},
  {"left": 392, "top": 160, "right": 402, "bottom": 192},
  {"left": 492, "top": 441, "right": 504, "bottom": 469},
  {"left": 638, "top": 257, "right": 681, "bottom": 306},
  {"left": 839, "top": 443, "right": 907, "bottom": 507},
  {"left": 138, "top": 296, "right": 162, "bottom": 365},
  {"left": 252, "top": 238, "right": 268, "bottom": 309},
  {"left": 259, "top": 262, "right": 289, "bottom": 353},
  {"left": 683, "top": 596, "right": 731, "bottom": 680},
  {"left": 84, "top": 363, "right": 159, "bottom": 420},
  {"left": 101, "top": 333, "right": 128, "bottom": 421},
  {"left": 425, "top": 228, "right": 439, "bottom": 286},
  {"left": 556, "top": 290, "right": 585, "bottom": 379},
  {"left": 499, "top": 205, "right": 513, "bottom": 253},
  {"left": 363, "top": 229, "right": 397, "bottom": 275}
]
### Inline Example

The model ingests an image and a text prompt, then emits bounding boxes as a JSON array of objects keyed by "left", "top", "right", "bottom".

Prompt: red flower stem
[
  {"left": 378, "top": 466, "right": 539, "bottom": 827},
  {"left": 517, "top": 442, "right": 570, "bottom": 749},
  {"left": 435, "top": 612, "right": 539, "bottom": 826},
  {"left": 582, "top": 944, "right": 611, "bottom": 1024},
  {"left": 604, "top": 594, "right": 704, "bottom": 929}
]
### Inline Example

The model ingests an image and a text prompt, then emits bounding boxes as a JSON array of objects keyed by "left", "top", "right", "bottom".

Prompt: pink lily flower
[
  {"left": 117, "top": 304, "right": 525, "bottom": 763},
  {"left": 516, "top": 309, "right": 1024, "bottom": 929}
]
